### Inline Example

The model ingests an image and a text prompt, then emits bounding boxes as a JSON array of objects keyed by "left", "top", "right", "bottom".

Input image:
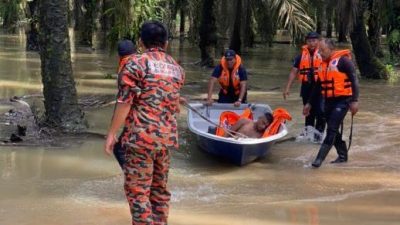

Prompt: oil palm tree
[
  {"left": 270, "top": 0, "right": 315, "bottom": 43},
  {"left": 104, "top": 0, "right": 166, "bottom": 50},
  {"left": 337, "top": 0, "right": 389, "bottom": 79},
  {"left": 196, "top": 0, "right": 314, "bottom": 66},
  {"left": 38, "top": 0, "right": 86, "bottom": 131}
]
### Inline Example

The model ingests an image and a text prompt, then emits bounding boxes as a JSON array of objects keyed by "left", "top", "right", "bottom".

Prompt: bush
[{"left": 386, "top": 64, "right": 400, "bottom": 83}]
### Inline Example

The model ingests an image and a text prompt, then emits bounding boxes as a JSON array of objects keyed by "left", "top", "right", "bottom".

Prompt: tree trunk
[
  {"left": 73, "top": 0, "right": 84, "bottom": 30},
  {"left": 242, "top": 0, "right": 254, "bottom": 49},
  {"left": 167, "top": 0, "right": 180, "bottom": 38},
  {"left": 26, "top": 0, "right": 40, "bottom": 51},
  {"left": 229, "top": 0, "right": 242, "bottom": 54},
  {"left": 99, "top": 0, "right": 113, "bottom": 49},
  {"left": 67, "top": 0, "right": 73, "bottom": 26},
  {"left": 367, "top": 0, "right": 384, "bottom": 57},
  {"left": 199, "top": 0, "right": 217, "bottom": 67},
  {"left": 326, "top": 4, "right": 333, "bottom": 38},
  {"left": 76, "top": 0, "right": 97, "bottom": 47},
  {"left": 315, "top": 0, "right": 325, "bottom": 35},
  {"left": 179, "top": 7, "right": 185, "bottom": 42},
  {"left": 252, "top": 0, "right": 274, "bottom": 46},
  {"left": 350, "top": 3, "right": 388, "bottom": 79},
  {"left": 338, "top": 20, "right": 348, "bottom": 42},
  {"left": 38, "top": 0, "right": 87, "bottom": 132},
  {"left": 214, "top": 0, "right": 232, "bottom": 55}
]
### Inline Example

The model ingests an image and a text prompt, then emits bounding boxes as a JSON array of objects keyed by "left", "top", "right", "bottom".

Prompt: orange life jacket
[
  {"left": 319, "top": 49, "right": 353, "bottom": 98},
  {"left": 262, "top": 108, "right": 292, "bottom": 138},
  {"left": 298, "top": 45, "right": 322, "bottom": 83},
  {"left": 215, "top": 108, "right": 253, "bottom": 137},
  {"left": 218, "top": 55, "right": 242, "bottom": 96},
  {"left": 118, "top": 55, "right": 131, "bottom": 73}
]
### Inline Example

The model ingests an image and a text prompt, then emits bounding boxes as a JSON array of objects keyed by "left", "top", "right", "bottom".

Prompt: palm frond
[
  {"left": 105, "top": 0, "right": 167, "bottom": 50},
  {"left": 270, "top": 0, "right": 315, "bottom": 43}
]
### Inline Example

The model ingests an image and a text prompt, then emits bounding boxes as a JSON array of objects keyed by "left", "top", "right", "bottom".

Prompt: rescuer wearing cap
[
  {"left": 206, "top": 49, "right": 248, "bottom": 107},
  {"left": 283, "top": 32, "right": 326, "bottom": 142}
]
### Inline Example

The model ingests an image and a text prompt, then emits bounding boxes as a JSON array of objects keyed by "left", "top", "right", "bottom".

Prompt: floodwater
[{"left": 1, "top": 31, "right": 400, "bottom": 225}]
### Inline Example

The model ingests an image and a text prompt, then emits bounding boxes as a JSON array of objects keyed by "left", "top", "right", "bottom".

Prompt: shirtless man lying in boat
[{"left": 224, "top": 112, "right": 273, "bottom": 138}]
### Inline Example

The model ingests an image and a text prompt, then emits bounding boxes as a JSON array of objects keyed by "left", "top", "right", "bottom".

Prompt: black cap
[
  {"left": 224, "top": 49, "right": 236, "bottom": 60},
  {"left": 140, "top": 20, "right": 168, "bottom": 48},
  {"left": 117, "top": 39, "right": 135, "bottom": 56},
  {"left": 305, "top": 32, "right": 320, "bottom": 40}
]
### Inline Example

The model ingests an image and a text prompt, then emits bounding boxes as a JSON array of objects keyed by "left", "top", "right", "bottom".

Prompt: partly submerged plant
[{"left": 105, "top": 0, "right": 166, "bottom": 51}]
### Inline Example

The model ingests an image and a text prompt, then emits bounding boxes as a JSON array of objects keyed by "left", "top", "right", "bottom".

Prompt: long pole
[{"left": 182, "top": 102, "right": 249, "bottom": 139}]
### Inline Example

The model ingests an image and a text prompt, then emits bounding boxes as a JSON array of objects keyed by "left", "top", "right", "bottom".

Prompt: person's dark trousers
[
  {"left": 301, "top": 83, "right": 325, "bottom": 133},
  {"left": 113, "top": 136, "right": 125, "bottom": 170},
  {"left": 218, "top": 90, "right": 247, "bottom": 103},
  {"left": 312, "top": 98, "right": 350, "bottom": 167}
]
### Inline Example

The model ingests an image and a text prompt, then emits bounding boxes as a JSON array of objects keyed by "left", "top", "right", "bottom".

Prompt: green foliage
[
  {"left": 269, "top": 0, "right": 315, "bottom": 44},
  {"left": 105, "top": 0, "right": 166, "bottom": 50},
  {"left": 386, "top": 64, "right": 400, "bottom": 83},
  {"left": 0, "top": 0, "right": 24, "bottom": 32},
  {"left": 388, "top": 28, "right": 400, "bottom": 60}
]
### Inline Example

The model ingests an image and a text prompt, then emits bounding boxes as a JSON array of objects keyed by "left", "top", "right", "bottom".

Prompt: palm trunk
[
  {"left": 73, "top": 0, "right": 84, "bottom": 30},
  {"left": 166, "top": 0, "right": 179, "bottom": 39},
  {"left": 38, "top": 0, "right": 87, "bottom": 132},
  {"left": 179, "top": 7, "right": 185, "bottom": 42},
  {"left": 229, "top": 0, "right": 242, "bottom": 54},
  {"left": 242, "top": 0, "right": 254, "bottom": 49},
  {"left": 252, "top": 0, "right": 274, "bottom": 46},
  {"left": 99, "top": 0, "right": 113, "bottom": 49},
  {"left": 77, "top": 0, "right": 97, "bottom": 47},
  {"left": 326, "top": 4, "right": 333, "bottom": 38},
  {"left": 214, "top": 0, "right": 231, "bottom": 55},
  {"left": 26, "top": 0, "right": 39, "bottom": 51},
  {"left": 367, "top": 0, "right": 384, "bottom": 57},
  {"left": 350, "top": 3, "right": 388, "bottom": 79},
  {"left": 199, "top": 0, "right": 217, "bottom": 67},
  {"left": 315, "top": 0, "right": 325, "bottom": 35},
  {"left": 338, "top": 20, "right": 348, "bottom": 42}
]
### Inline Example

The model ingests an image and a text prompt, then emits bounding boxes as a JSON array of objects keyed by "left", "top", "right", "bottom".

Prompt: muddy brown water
[{"left": 1, "top": 31, "right": 400, "bottom": 225}]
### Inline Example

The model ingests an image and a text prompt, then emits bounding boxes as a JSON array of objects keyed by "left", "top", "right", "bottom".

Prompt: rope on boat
[{"left": 182, "top": 102, "right": 249, "bottom": 139}]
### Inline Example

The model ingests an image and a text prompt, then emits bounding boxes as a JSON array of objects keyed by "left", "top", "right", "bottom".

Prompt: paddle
[{"left": 181, "top": 101, "right": 249, "bottom": 139}]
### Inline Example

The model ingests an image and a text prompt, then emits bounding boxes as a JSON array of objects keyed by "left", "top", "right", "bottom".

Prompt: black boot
[
  {"left": 331, "top": 140, "right": 348, "bottom": 163},
  {"left": 312, "top": 144, "right": 331, "bottom": 168}
]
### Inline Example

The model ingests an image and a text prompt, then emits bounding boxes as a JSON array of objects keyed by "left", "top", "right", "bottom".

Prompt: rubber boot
[
  {"left": 331, "top": 140, "right": 348, "bottom": 163},
  {"left": 312, "top": 144, "right": 331, "bottom": 168}
]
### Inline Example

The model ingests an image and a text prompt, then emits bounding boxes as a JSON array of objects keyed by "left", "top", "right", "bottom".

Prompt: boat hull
[
  {"left": 196, "top": 135, "right": 274, "bottom": 166},
  {"left": 186, "top": 103, "right": 288, "bottom": 166}
]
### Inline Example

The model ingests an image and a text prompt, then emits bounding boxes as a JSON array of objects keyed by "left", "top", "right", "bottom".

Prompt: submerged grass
[{"left": 386, "top": 64, "right": 400, "bottom": 84}]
